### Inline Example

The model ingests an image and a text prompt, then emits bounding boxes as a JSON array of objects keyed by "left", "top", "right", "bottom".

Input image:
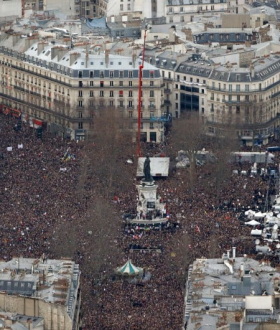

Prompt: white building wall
[
  {"left": 156, "top": 0, "right": 165, "bottom": 17},
  {"left": 133, "top": 0, "right": 143, "bottom": 13},
  {"left": 0, "top": 0, "right": 21, "bottom": 19},
  {"left": 45, "top": 0, "right": 76, "bottom": 16},
  {"left": 107, "top": 0, "right": 121, "bottom": 17}
]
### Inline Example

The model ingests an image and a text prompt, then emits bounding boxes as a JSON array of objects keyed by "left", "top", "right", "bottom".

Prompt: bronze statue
[{"left": 143, "top": 155, "right": 153, "bottom": 182}]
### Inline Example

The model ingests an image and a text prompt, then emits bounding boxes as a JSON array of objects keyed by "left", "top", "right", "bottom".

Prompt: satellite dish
[
  {"left": 276, "top": 244, "right": 280, "bottom": 249},
  {"left": 255, "top": 239, "right": 260, "bottom": 245}
]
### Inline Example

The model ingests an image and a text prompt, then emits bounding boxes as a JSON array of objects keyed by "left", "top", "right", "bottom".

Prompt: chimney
[
  {"left": 105, "top": 49, "right": 109, "bottom": 68},
  {"left": 85, "top": 44, "right": 89, "bottom": 68},
  {"left": 132, "top": 52, "right": 137, "bottom": 68},
  {"left": 232, "top": 247, "right": 236, "bottom": 260},
  {"left": 227, "top": 249, "right": 230, "bottom": 259},
  {"left": 250, "top": 64, "right": 255, "bottom": 78},
  {"left": 12, "top": 33, "right": 21, "bottom": 46},
  {"left": 51, "top": 46, "right": 59, "bottom": 60},
  {"left": 169, "top": 26, "right": 176, "bottom": 43},
  {"left": 240, "top": 262, "right": 244, "bottom": 281},
  {"left": 37, "top": 42, "right": 47, "bottom": 55},
  {"left": 70, "top": 52, "right": 80, "bottom": 66},
  {"left": 25, "top": 37, "right": 39, "bottom": 51},
  {"left": 57, "top": 47, "right": 68, "bottom": 61}
]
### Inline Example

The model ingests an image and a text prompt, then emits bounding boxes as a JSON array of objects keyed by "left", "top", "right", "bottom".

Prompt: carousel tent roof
[{"left": 115, "top": 260, "right": 143, "bottom": 276}]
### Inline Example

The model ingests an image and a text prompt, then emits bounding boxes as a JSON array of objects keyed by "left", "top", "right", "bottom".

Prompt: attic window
[
  {"left": 90, "top": 62, "right": 93, "bottom": 65},
  {"left": 62, "top": 57, "right": 65, "bottom": 60},
  {"left": 231, "top": 285, "right": 236, "bottom": 290},
  {"left": 129, "top": 62, "right": 132, "bottom": 65},
  {"left": 100, "top": 62, "right": 103, "bottom": 65},
  {"left": 81, "top": 62, "right": 84, "bottom": 65},
  {"left": 35, "top": 48, "right": 37, "bottom": 51},
  {"left": 74, "top": 61, "right": 78, "bottom": 64},
  {"left": 45, "top": 50, "right": 50, "bottom": 56},
  {"left": 31, "top": 47, "right": 34, "bottom": 50},
  {"left": 110, "top": 61, "right": 113, "bottom": 65},
  {"left": 119, "top": 62, "right": 121, "bottom": 65}
]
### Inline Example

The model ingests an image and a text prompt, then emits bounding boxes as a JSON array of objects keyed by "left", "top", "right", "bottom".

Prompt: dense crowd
[{"left": 0, "top": 114, "right": 278, "bottom": 330}]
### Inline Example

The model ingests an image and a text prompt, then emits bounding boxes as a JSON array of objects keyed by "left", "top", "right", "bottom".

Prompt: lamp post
[{"left": 137, "top": 24, "right": 149, "bottom": 157}]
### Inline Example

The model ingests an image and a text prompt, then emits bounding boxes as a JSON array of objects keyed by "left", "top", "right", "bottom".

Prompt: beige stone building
[
  {"left": 0, "top": 32, "right": 164, "bottom": 142},
  {"left": 0, "top": 257, "right": 81, "bottom": 330}
]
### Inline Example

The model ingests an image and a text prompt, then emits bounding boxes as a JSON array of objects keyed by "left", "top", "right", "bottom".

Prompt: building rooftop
[
  {"left": 0, "top": 257, "right": 80, "bottom": 320},
  {"left": 185, "top": 253, "right": 280, "bottom": 329}
]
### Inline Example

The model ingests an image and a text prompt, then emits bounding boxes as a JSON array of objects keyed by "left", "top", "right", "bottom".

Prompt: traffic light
[{"left": 36, "top": 127, "right": 42, "bottom": 139}]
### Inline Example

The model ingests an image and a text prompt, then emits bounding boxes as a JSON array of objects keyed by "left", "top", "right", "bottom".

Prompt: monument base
[{"left": 127, "top": 217, "right": 168, "bottom": 225}]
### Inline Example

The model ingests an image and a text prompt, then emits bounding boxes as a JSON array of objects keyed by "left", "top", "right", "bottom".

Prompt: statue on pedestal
[{"left": 143, "top": 155, "right": 153, "bottom": 182}]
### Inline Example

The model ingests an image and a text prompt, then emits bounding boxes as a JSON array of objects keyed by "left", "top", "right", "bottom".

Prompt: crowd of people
[{"left": 0, "top": 114, "right": 279, "bottom": 330}]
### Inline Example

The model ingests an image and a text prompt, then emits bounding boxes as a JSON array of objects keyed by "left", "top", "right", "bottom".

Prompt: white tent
[
  {"left": 245, "top": 219, "right": 260, "bottom": 226},
  {"left": 254, "top": 212, "right": 266, "bottom": 219},
  {"left": 115, "top": 260, "right": 143, "bottom": 276}
]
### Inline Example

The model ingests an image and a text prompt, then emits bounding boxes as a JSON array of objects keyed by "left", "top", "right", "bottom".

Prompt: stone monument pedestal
[{"left": 127, "top": 179, "right": 169, "bottom": 225}]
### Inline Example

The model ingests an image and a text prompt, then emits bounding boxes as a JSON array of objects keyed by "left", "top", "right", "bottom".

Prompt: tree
[
  {"left": 207, "top": 115, "right": 239, "bottom": 201},
  {"left": 169, "top": 112, "right": 207, "bottom": 192},
  {"left": 86, "top": 107, "right": 136, "bottom": 198}
]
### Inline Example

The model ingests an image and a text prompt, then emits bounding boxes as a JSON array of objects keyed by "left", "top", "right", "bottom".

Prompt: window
[
  {"left": 78, "top": 100, "right": 83, "bottom": 107},
  {"left": 78, "top": 90, "right": 83, "bottom": 97},
  {"left": 236, "top": 106, "right": 240, "bottom": 114},
  {"left": 229, "top": 84, "right": 232, "bottom": 92},
  {"left": 129, "top": 81, "right": 132, "bottom": 87},
  {"left": 109, "top": 71, "right": 114, "bottom": 78},
  {"left": 119, "top": 71, "right": 124, "bottom": 78},
  {"left": 100, "top": 71, "right": 104, "bottom": 78},
  {"left": 110, "top": 81, "right": 114, "bottom": 86},
  {"left": 129, "top": 91, "right": 133, "bottom": 97},
  {"left": 245, "top": 84, "right": 249, "bottom": 92},
  {"left": 119, "top": 81, "right": 123, "bottom": 86},
  {"left": 129, "top": 71, "right": 133, "bottom": 78},
  {"left": 236, "top": 85, "right": 240, "bottom": 92},
  {"left": 150, "top": 91, "right": 154, "bottom": 97},
  {"left": 150, "top": 81, "right": 154, "bottom": 87},
  {"left": 78, "top": 122, "right": 83, "bottom": 129},
  {"left": 150, "top": 123, "right": 154, "bottom": 129},
  {"left": 100, "top": 81, "right": 104, "bottom": 87},
  {"left": 110, "top": 91, "right": 114, "bottom": 97},
  {"left": 119, "top": 91, "right": 123, "bottom": 97},
  {"left": 100, "top": 91, "right": 104, "bottom": 97},
  {"left": 128, "top": 101, "right": 133, "bottom": 108},
  {"left": 90, "top": 91, "right": 94, "bottom": 97},
  {"left": 79, "top": 112, "right": 83, "bottom": 118}
]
